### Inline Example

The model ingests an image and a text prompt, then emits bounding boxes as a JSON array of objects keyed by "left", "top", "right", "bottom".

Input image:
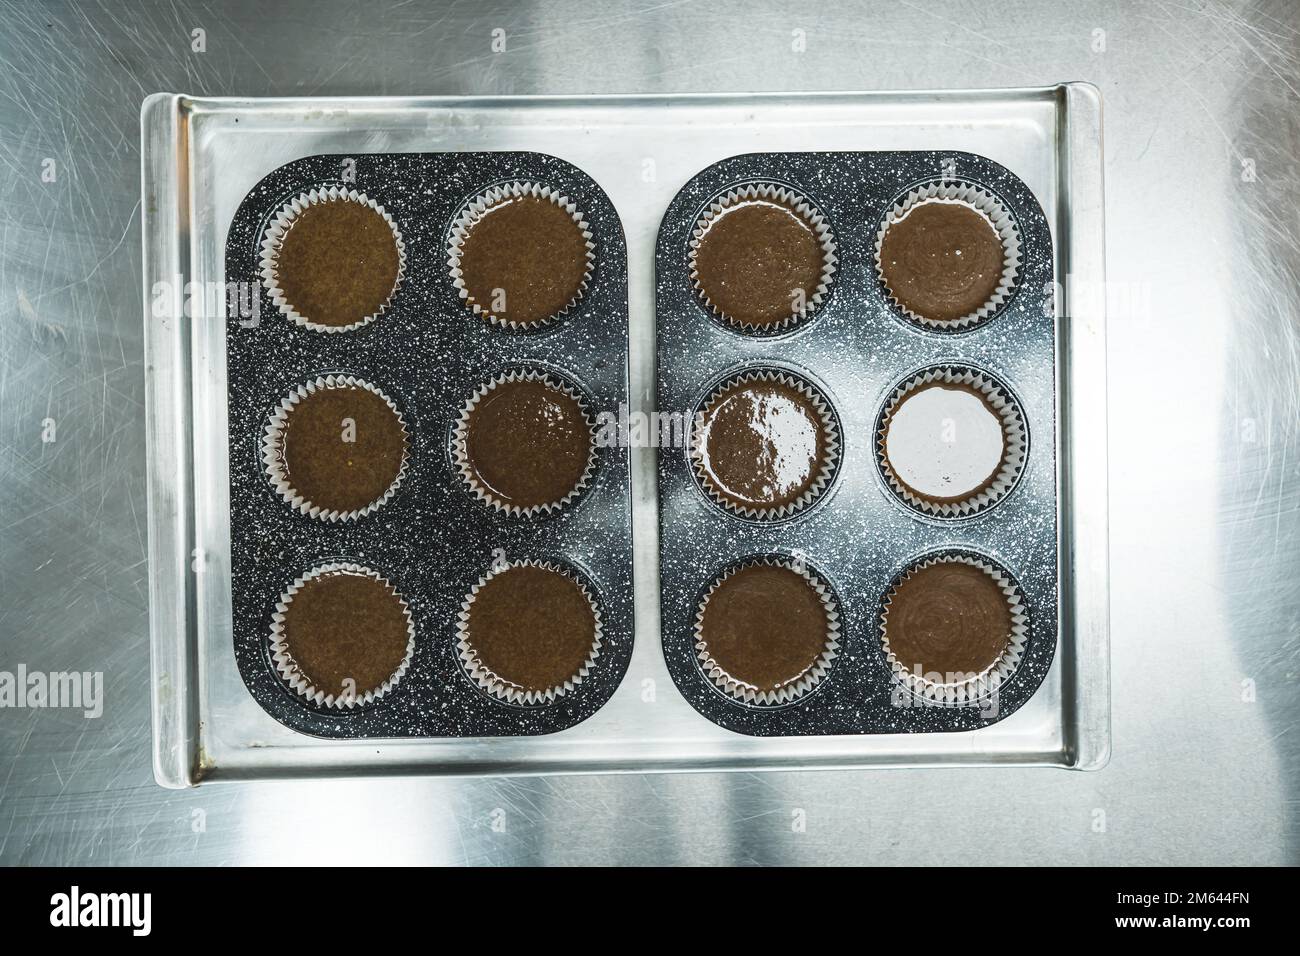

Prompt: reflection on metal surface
[{"left": 0, "top": 0, "right": 1295, "bottom": 865}]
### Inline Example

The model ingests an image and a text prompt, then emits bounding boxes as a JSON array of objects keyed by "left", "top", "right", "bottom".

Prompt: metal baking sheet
[{"left": 141, "top": 88, "right": 1108, "bottom": 786}]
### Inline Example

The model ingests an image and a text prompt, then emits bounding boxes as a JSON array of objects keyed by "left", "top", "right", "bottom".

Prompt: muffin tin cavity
[
  {"left": 447, "top": 181, "right": 595, "bottom": 330},
  {"left": 689, "top": 366, "right": 841, "bottom": 521},
  {"left": 689, "top": 182, "right": 838, "bottom": 335},
  {"left": 262, "top": 374, "right": 410, "bottom": 523},
  {"left": 260, "top": 186, "right": 406, "bottom": 333},
  {"left": 226, "top": 151, "right": 632, "bottom": 739},
  {"left": 878, "top": 548, "right": 1028, "bottom": 705},
  {"left": 270, "top": 561, "right": 415, "bottom": 709},
  {"left": 694, "top": 555, "right": 841, "bottom": 707},
  {"left": 657, "top": 150, "right": 1057, "bottom": 736},
  {"left": 874, "top": 364, "right": 1028, "bottom": 519},
  {"left": 452, "top": 367, "right": 597, "bottom": 518},
  {"left": 456, "top": 558, "right": 604, "bottom": 706},
  {"left": 873, "top": 180, "right": 1022, "bottom": 332}
]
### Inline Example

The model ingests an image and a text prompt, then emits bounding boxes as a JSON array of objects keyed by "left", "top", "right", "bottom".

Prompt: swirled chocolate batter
[
  {"left": 692, "top": 199, "right": 825, "bottom": 327},
  {"left": 276, "top": 385, "right": 406, "bottom": 514},
  {"left": 694, "top": 377, "right": 828, "bottom": 512},
  {"left": 698, "top": 564, "right": 830, "bottom": 693},
  {"left": 883, "top": 561, "right": 1012, "bottom": 678},
  {"left": 274, "top": 199, "right": 401, "bottom": 327},
  {"left": 464, "top": 565, "right": 598, "bottom": 694},
  {"left": 878, "top": 201, "right": 1004, "bottom": 323},
  {"left": 882, "top": 382, "right": 1006, "bottom": 504},
  {"left": 280, "top": 570, "right": 410, "bottom": 697},
  {"left": 456, "top": 195, "right": 590, "bottom": 325},
  {"left": 464, "top": 378, "right": 592, "bottom": 509}
]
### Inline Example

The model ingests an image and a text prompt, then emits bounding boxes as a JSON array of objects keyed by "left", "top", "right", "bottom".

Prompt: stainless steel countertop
[{"left": 1, "top": 0, "right": 1295, "bottom": 865}]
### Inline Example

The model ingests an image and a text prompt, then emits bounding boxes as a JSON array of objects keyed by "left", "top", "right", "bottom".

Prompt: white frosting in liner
[
  {"left": 876, "top": 366, "right": 1026, "bottom": 518},
  {"left": 885, "top": 385, "right": 1003, "bottom": 497}
]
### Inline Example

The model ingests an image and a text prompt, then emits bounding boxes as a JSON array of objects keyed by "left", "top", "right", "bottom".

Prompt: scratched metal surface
[{"left": 0, "top": 0, "right": 1295, "bottom": 865}]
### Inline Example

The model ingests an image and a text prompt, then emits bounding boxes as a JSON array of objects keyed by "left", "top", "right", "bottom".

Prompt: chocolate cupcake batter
[
  {"left": 280, "top": 569, "right": 410, "bottom": 698},
  {"left": 884, "top": 560, "right": 1012, "bottom": 679},
  {"left": 274, "top": 199, "right": 401, "bottom": 328},
  {"left": 882, "top": 381, "right": 1006, "bottom": 505},
  {"left": 692, "top": 198, "right": 825, "bottom": 327},
  {"left": 698, "top": 564, "right": 831, "bottom": 693},
  {"left": 694, "top": 377, "right": 828, "bottom": 512},
  {"left": 878, "top": 200, "right": 1005, "bottom": 323},
  {"left": 464, "top": 377, "right": 592, "bottom": 510},
  {"left": 275, "top": 385, "right": 406, "bottom": 514},
  {"left": 464, "top": 565, "right": 598, "bottom": 694},
  {"left": 456, "top": 194, "right": 590, "bottom": 326}
]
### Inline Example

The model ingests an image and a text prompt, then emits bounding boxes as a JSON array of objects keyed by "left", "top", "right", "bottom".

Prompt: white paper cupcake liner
[
  {"left": 452, "top": 368, "right": 597, "bottom": 518},
  {"left": 688, "top": 183, "right": 838, "bottom": 332},
  {"left": 873, "top": 181, "right": 1021, "bottom": 330},
  {"left": 694, "top": 557, "right": 841, "bottom": 706},
  {"left": 456, "top": 559, "right": 604, "bottom": 706},
  {"left": 876, "top": 365, "right": 1026, "bottom": 518},
  {"left": 446, "top": 181, "right": 595, "bottom": 330},
  {"left": 262, "top": 373, "right": 410, "bottom": 523},
  {"left": 689, "top": 369, "right": 840, "bottom": 521},
  {"left": 259, "top": 186, "right": 406, "bottom": 333},
  {"left": 270, "top": 561, "right": 415, "bottom": 710},
  {"left": 879, "top": 553, "right": 1028, "bottom": 705}
]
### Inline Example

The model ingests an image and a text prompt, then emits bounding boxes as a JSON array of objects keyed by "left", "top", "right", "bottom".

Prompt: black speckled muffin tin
[
  {"left": 224, "top": 152, "right": 632, "bottom": 738},
  {"left": 656, "top": 151, "right": 1058, "bottom": 736}
]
